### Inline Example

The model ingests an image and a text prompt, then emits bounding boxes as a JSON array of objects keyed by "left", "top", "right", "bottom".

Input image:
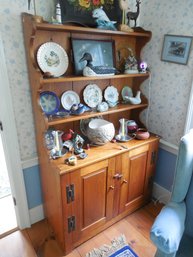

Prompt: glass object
[
  {"left": 52, "top": 130, "right": 63, "bottom": 156},
  {"left": 119, "top": 118, "right": 128, "bottom": 140}
]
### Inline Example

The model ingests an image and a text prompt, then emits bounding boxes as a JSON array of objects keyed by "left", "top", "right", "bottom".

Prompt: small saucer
[{"left": 115, "top": 134, "right": 133, "bottom": 142}]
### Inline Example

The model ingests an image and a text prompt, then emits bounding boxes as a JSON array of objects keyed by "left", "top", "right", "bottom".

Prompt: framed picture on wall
[
  {"left": 59, "top": 0, "right": 122, "bottom": 28},
  {"left": 71, "top": 38, "right": 115, "bottom": 75},
  {"left": 161, "top": 34, "right": 192, "bottom": 65}
]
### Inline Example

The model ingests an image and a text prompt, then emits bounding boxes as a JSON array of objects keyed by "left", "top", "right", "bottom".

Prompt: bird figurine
[
  {"left": 62, "top": 129, "right": 74, "bottom": 141},
  {"left": 124, "top": 90, "right": 141, "bottom": 104},
  {"left": 79, "top": 52, "right": 117, "bottom": 77},
  {"left": 70, "top": 103, "right": 91, "bottom": 115}
]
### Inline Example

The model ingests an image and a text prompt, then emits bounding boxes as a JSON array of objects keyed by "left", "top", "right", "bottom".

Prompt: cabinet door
[
  {"left": 119, "top": 145, "right": 149, "bottom": 213},
  {"left": 77, "top": 160, "right": 112, "bottom": 240}
]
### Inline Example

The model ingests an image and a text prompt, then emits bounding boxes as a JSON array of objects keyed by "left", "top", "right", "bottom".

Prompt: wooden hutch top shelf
[{"left": 26, "top": 13, "right": 151, "bottom": 38}]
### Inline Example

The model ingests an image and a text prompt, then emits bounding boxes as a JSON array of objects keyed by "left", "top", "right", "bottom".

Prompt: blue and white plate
[{"left": 39, "top": 91, "right": 60, "bottom": 115}]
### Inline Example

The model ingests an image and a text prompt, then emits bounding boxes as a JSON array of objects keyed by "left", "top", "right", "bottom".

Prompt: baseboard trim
[
  {"left": 29, "top": 204, "right": 45, "bottom": 224},
  {"left": 159, "top": 139, "right": 178, "bottom": 155},
  {"left": 21, "top": 156, "right": 39, "bottom": 170},
  {"left": 152, "top": 182, "right": 171, "bottom": 204}
]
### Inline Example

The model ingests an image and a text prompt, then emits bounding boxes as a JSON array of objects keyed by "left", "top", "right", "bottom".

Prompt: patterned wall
[
  {"left": 1, "top": 0, "right": 193, "bottom": 161},
  {"left": 0, "top": 0, "right": 54, "bottom": 160},
  {"left": 139, "top": 0, "right": 193, "bottom": 145}
]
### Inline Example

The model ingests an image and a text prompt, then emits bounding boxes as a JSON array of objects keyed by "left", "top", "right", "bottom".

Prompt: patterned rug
[{"left": 86, "top": 235, "right": 138, "bottom": 257}]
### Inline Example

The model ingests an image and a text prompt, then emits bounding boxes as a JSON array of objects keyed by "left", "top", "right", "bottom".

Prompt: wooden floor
[{"left": 0, "top": 201, "right": 163, "bottom": 257}]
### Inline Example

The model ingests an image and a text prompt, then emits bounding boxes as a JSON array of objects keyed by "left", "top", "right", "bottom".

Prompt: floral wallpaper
[
  {"left": 139, "top": 0, "right": 193, "bottom": 145},
  {"left": 0, "top": 0, "right": 54, "bottom": 160},
  {"left": 0, "top": 0, "right": 193, "bottom": 161}
]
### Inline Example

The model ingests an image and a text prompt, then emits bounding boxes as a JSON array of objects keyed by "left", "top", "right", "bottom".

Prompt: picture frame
[
  {"left": 59, "top": 0, "right": 122, "bottom": 28},
  {"left": 161, "top": 34, "right": 192, "bottom": 65},
  {"left": 71, "top": 38, "right": 115, "bottom": 75}
]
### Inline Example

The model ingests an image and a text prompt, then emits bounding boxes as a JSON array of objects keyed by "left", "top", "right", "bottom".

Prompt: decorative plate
[
  {"left": 121, "top": 86, "right": 133, "bottom": 101},
  {"left": 39, "top": 91, "right": 60, "bottom": 115},
  {"left": 104, "top": 85, "right": 119, "bottom": 103},
  {"left": 61, "top": 91, "right": 80, "bottom": 111},
  {"left": 83, "top": 84, "right": 102, "bottom": 108},
  {"left": 37, "top": 42, "right": 69, "bottom": 77}
]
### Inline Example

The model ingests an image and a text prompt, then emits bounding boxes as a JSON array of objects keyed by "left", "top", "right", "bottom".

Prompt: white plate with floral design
[
  {"left": 37, "top": 42, "right": 69, "bottom": 77},
  {"left": 83, "top": 84, "right": 102, "bottom": 108},
  {"left": 61, "top": 91, "right": 80, "bottom": 110},
  {"left": 104, "top": 85, "right": 119, "bottom": 103}
]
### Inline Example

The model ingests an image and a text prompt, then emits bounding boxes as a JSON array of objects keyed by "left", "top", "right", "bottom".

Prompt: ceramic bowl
[
  {"left": 86, "top": 118, "right": 115, "bottom": 145},
  {"left": 135, "top": 128, "right": 150, "bottom": 140}
]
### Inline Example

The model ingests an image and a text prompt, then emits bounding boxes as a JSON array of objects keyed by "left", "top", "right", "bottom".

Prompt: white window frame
[
  {"left": 0, "top": 34, "right": 30, "bottom": 229},
  {"left": 184, "top": 80, "right": 193, "bottom": 134}
]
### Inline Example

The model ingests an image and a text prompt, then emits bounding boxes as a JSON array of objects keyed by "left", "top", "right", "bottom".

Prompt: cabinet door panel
[
  {"left": 128, "top": 152, "right": 147, "bottom": 201},
  {"left": 82, "top": 168, "right": 107, "bottom": 228},
  {"left": 119, "top": 145, "right": 149, "bottom": 212}
]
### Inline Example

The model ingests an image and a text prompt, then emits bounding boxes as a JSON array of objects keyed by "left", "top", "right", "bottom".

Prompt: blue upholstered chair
[{"left": 150, "top": 129, "right": 193, "bottom": 257}]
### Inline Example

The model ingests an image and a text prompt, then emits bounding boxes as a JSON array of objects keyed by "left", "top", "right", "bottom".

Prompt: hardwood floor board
[
  {"left": 125, "top": 208, "right": 154, "bottom": 241},
  {"left": 0, "top": 230, "right": 37, "bottom": 257},
  {"left": 76, "top": 237, "right": 97, "bottom": 257},
  {"left": 102, "top": 220, "right": 124, "bottom": 241},
  {"left": 144, "top": 202, "right": 163, "bottom": 217},
  {"left": 37, "top": 238, "right": 65, "bottom": 257},
  {"left": 114, "top": 218, "right": 156, "bottom": 257},
  {"left": 0, "top": 202, "right": 162, "bottom": 257},
  {"left": 64, "top": 249, "right": 80, "bottom": 257},
  {"left": 92, "top": 232, "right": 111, "bottom": 248},
  {"left": 25, "top": 219, "right": 52, "bottom": 252}
]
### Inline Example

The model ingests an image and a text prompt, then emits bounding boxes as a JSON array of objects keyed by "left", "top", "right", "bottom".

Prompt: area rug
[{"left": 86, "top": 234, "right": 138, "bottom": 257}]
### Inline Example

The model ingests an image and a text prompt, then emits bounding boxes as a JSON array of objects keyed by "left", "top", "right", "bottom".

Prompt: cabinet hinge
[
  {"left": 68, "top": 216, "right": 76, "bottom": 233},
  {"left": 0, "top": 121, "right": 3, "bottom": 131},
  {"left": 151, "top": 151, "right": 157, "bottom": 165},
  {"left": 66, "top": 184, "right": 74, "bottom": 203}
]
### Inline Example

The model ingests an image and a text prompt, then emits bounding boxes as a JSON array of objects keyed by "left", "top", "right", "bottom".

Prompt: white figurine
[
  {"left": 51, "top": 2, "right": 62, "bottom": 24},
  {"left": 56, "top": 3, "right": 62, "bottom": 23},
  {"left": 124, "top": 91, "right": 141, "bottom": 104},
  {"left": 92, "top": 6, "right": 117, "bottom": 31}
]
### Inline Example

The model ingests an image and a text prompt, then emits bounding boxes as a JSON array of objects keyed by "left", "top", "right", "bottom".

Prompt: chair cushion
[{"left": 150, "top": 202, "right": 186, "bottom": 254}]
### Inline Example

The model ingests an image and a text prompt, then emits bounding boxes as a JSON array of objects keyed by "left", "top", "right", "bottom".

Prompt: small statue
[
  {"left": 73, "top": 134, "right": 85, "bottom": 155},
  {"left": 124, "top": 48, "right": 138, "bottom": 74},
  {"left": 92, "top": 6, "right": 117, "bottom": 31},
  {"left": 51, "top": 2, "right": 62, "bottom": 24},
  {"left": 126, "top": 0, "right": 141, "bottom": 27}
]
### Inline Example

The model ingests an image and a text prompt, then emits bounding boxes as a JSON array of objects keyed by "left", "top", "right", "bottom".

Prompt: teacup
[{"left": 134, "top": 128, "right": 150, "bottom": 140}]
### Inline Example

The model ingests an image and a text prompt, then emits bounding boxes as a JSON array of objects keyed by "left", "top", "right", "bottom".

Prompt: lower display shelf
[{"left": 47, "top": 103, "right": 148, "bottom": 126}]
